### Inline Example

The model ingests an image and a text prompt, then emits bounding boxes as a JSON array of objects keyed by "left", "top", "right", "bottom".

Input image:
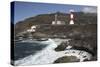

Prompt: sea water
[
  {"left": 14, "top": 42, "right": 48, "bottom": 61},
  {"left": 13, "top": 39, "right": 92, "bottom": 66}
]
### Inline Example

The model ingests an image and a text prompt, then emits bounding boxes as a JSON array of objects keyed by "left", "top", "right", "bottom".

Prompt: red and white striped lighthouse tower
[{"left": 69, "top": 9, "right": 74, "bottom": 24}]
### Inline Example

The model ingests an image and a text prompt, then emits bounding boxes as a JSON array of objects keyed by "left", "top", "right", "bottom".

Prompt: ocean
[{"left": 14, "top": 42, "right": 48, "bottom": 61}]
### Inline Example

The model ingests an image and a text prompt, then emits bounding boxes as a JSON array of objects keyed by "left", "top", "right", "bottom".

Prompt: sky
[{"left": 12, "top": 1, "right": 97, "bottom": 24}]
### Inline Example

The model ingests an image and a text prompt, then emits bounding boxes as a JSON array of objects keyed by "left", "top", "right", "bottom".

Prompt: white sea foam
[{"left": 14, "top": 38, "right": 92, "bottom": 66}]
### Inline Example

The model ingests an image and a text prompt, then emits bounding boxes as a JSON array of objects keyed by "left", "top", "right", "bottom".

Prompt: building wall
[{"left": 52, "top": 21, "right": 65, "bottom": 25}]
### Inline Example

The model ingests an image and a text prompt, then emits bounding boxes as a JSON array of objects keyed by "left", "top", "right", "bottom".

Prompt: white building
[
  {"left": 52, "top": 21, "right": 65, "bottom": 25},
  {"left": 52, "top": 14, "right": 65, "bottom": 25},
  {"left": 27, "top": 25, "right": 37, "bottom": 32}
]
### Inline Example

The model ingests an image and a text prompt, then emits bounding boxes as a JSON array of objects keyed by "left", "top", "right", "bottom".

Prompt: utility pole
[{"left": 55, "top": 14, "right": 57, "bottom": 24}]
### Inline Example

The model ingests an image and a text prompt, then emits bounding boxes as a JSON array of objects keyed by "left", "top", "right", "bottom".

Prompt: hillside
[{"left": 15, "top": 12, "right": 97, "bottom": 34}]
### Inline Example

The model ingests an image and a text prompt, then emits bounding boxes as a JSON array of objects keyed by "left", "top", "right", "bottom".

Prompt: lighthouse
[{"left": 69, "top": 9, "right": 74, "bottom": 25}]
